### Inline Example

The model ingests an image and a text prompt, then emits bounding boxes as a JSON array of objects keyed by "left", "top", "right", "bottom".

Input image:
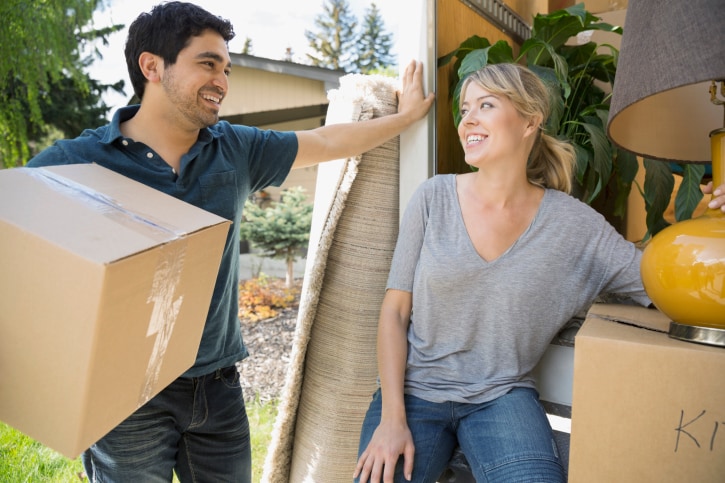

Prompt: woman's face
[{"left": 457, "top": 81, "right": 536, "bottom": 169}]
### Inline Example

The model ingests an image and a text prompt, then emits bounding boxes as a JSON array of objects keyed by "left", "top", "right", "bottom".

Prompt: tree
[
  {"left": 22, "top": 65, "right": 124, "bottom": 162},
  {"left": 356, "top": 3, "right": 395, "bottom": 74},
  {"left": 241, "top": 37, "right": 253, "bottom": 55},
  {"left": 284, "top": 47, "right": 294, "bottom": 62},
  {"left": 239, "top": 187, "right": 313, "bottom": 287},
  {"left": 0, "top": 0, "right": 121, "bottom": 167},
  {"left": 305, "top": 0, "right": 358, "bottom": 72}
]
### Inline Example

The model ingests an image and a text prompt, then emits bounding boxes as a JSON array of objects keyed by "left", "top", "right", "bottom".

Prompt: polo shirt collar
[{"left": 99, "top": 104, "right": 221, "bottom": 145}]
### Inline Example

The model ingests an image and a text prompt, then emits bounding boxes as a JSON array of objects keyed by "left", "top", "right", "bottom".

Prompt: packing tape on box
[
  {"left": 27, "top": 168, "right": 190, "bottom": 404},
  {"left": 140, "top": 239, "right": 188, "bottom": 404},
  {"left": 28, "top": 167, "right": 186, "bottom": 242}
]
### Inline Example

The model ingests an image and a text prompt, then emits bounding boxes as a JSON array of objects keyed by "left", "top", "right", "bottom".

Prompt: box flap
[
  {"left": 0, "top": 165, "right": 230, "bottom": 264},
  {"left": 585, "top": 303, "right": 669, "bottom": 333}
]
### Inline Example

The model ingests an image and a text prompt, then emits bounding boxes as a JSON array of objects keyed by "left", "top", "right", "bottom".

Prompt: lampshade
[
  {"left": 607, "top": 0, "right": 725, "bottom": 163},
  {"left": 607, "top": 0, "right": 725, "bottom": 347}
]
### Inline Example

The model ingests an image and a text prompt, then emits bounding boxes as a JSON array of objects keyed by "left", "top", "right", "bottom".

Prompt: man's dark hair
[{"left": 124, "top": 1, "right": 235, "bottom": 100}]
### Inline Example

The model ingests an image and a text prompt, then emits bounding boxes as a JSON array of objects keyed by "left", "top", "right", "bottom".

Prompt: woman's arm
[{"left": 354, "top": 289, "right": 415, "bottom": 483}]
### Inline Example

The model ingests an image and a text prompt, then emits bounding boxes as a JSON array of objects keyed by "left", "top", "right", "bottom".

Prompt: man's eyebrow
[{"left": 196, "top": 51, "right": 232, "bottom": 68}]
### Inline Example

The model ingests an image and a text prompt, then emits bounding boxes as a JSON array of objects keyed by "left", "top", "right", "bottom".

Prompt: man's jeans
[
  {"left": 82, "top": 365, "right": 251, "bottom": 483},
  {"left": 356, "top": 387, "right": 565, "bottom": 483}
]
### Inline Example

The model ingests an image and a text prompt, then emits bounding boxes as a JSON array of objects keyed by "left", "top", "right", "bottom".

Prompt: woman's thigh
[
  {"left": 457, "top": 388, "right": 565, "bottom": 483},
  {"left": 357, "top": 390, "right": 458, "bottom": 483}
]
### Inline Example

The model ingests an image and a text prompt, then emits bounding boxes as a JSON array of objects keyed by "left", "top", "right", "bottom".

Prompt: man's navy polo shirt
[{"left": 28, "top": 105, "right": 298, "bottom": 377}]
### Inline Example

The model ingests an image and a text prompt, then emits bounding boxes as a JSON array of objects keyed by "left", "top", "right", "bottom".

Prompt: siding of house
[
  {"left": 221, "top": 60, "right": 342, "bottom": 204},
  {"left": 221, "top": 68, "right": 330, "bottom": 118}
]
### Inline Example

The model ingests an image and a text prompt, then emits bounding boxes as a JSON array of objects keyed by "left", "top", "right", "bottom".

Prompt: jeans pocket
[{"left": 217, "top": 365, "right": 241, "bottom": 389}]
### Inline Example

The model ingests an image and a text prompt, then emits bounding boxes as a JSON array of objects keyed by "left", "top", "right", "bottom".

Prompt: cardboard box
[
  {"left": 569, "top": 304, "right": 725, "bottom": 482},
  {"left": 0, "top": 164, "right": 231, "bottom": 458}
]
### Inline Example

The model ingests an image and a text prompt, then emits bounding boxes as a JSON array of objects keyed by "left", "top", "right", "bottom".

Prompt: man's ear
[{"left": 138, "top": 52, "right": 162, "bottom": 83}]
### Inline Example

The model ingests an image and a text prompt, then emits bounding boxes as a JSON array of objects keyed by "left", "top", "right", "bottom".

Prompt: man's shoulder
[{"left": 27, "top": 126, "right": 109, "bottom": 167}]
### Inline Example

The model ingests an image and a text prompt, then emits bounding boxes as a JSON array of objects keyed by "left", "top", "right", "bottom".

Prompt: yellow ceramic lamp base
[{"left": 640, "top": 129, "right": 725, "bottom": 347}]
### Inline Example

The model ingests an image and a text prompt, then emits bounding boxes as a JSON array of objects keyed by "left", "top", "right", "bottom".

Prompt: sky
[{"left": 89, "top": 0, "right": 402, "bottom": 117}]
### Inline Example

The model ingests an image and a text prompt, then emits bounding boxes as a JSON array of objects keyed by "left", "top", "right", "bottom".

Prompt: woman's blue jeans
[
  {"left": 82, "top": 365, "right": 251, "bottom": 483},
  {"left": 356, "top": 387, "right": 565, "bottom": 483}
]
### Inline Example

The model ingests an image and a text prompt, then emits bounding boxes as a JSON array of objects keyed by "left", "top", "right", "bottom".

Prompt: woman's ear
[
  {"left": 138, "top": 52, "right": 162, "bottom": 83},
  {"left": 524, "top": 114, "right": 543, "bottom": 138}
]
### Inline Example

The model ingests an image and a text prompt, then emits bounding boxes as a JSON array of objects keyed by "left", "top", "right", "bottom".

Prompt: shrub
[{"left": 239, "top": 274, "right": 298, "bottom": 322}]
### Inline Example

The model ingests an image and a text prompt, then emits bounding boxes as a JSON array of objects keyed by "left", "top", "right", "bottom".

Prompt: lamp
[{"left": 607, "top": 0, "right": 725, "bottom": 347}]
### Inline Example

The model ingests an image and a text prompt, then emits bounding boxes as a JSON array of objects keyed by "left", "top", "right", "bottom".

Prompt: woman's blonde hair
[{"left": 460, "top": 63, "right": 576, "bottom": 194}]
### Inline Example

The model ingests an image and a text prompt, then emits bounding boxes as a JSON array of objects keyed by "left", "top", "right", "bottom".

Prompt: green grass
[
  {"left": 0, "top": 400, "right": 279, "bottom": 483},
  {"left": 248, "top": 399, "right": 279, "bottom": 483},
  {"left": 0, "top": 422, "right": 84, "bottom": 482}
]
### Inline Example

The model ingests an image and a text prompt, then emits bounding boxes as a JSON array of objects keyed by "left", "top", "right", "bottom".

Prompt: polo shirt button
[
  {"left": 146, "top": 152, "right": 154, "bottom": 158},
  {"left": 121, "top": 140, "right": 129, "bottom": 146}
]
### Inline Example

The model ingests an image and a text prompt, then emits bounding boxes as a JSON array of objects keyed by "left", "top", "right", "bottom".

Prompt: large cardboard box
[
  {"left": 569, "top": 304, "right": 725, "bottom": 482},
  {"left": 0, "top": 164, "right": 231, "bottom": 458}
]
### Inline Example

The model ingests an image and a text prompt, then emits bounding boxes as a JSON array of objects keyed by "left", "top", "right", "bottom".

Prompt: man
[{"left": 28, "top": 2, "right": 434, "bottom": 481}]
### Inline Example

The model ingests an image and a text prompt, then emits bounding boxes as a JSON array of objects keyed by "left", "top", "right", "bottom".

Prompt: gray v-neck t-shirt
[{"left": 386, "top": 174, "right": 650, "bottom": 404}]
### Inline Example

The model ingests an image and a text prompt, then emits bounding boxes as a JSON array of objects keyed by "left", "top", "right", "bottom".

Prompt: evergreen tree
[
  {"left": 305, "top": 0, "right": 358, "bottom": 72},
  {"left": 239, "top": 187, "right": 313, "bottom": 287},
  {"left": 242, "top": 37, "right": 253, "bottom": 55},
  {"left": 25, "top": 72, "right": 124, "bottom": 160},
  {"left": 356, "top": 3, "right": 395, "bottom": 74}
]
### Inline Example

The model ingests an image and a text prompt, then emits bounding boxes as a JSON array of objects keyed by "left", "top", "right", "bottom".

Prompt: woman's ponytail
[{"left": 528, "top": 131, "right": 576, "bottom": 194}]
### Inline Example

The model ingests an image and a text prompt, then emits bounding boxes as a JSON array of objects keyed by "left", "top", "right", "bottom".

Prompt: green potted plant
[{"left": 438, "top": 3, "right": 706, "bottom": 239}]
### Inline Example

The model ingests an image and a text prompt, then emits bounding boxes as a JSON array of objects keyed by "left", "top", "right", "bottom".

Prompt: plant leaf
[
  {"left": 643, "top": 159, "right": 674, "bottom": 238},
  {"left": 581, "top": 116, "right": 612, "bottom": 177},
  {"left": 674, "top": 164, "right": 706, "bottom": 221},
  {"left": 611, "top": 148, "right": 638, "bottom": 217},
  {"left": 573, "top": 142, "right": 590, "bottom": 183},
  {"left": 459, "top": 49, "right": 491, "bottom": 79},
  {"left": 529, "top": 65, "right": 564, "bottom": 134},
  {"left": 458, "top": 41, "right": 514, "bottom": 79},
  {"left": 487, "top": 40, "right": 515, "bottom": 64},
  {"left": 437, "top": 35, "right": 492, "bottom": 67}
]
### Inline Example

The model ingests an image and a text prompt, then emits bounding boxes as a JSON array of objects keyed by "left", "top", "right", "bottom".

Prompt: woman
[{"left": 354, "top": 63, "right": 654, "bottom": 483}]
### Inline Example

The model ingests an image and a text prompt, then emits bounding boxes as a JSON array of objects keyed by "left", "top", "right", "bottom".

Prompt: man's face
[{"left": 160, "top": 30, "right": 232, "bottom": 129}]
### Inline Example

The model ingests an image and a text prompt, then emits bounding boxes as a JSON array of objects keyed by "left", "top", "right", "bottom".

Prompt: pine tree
[
  {"left": 304, "top": 0, "right": 358, "bottom": 72},
  {"left": 241, "top": 37, "right": 253, "bottom": 55},
  {"left": 239, "top": 187, "right": 313, "bottom": 287},
  {"left": 356, "top": 3, "right": 395, "bottom": 74}
]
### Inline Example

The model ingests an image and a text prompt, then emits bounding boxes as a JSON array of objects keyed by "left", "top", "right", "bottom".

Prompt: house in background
[{"left": 218, "top": 54, "right": 346, "bottom": 205}]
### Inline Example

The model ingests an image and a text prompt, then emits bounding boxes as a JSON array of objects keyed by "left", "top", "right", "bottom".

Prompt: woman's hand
[
  {"left": 353, "top": 419, "right": 415, "bottom": 483},
  {"left": 704, "top": 181, "right": 725, "bottom": 212}
]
